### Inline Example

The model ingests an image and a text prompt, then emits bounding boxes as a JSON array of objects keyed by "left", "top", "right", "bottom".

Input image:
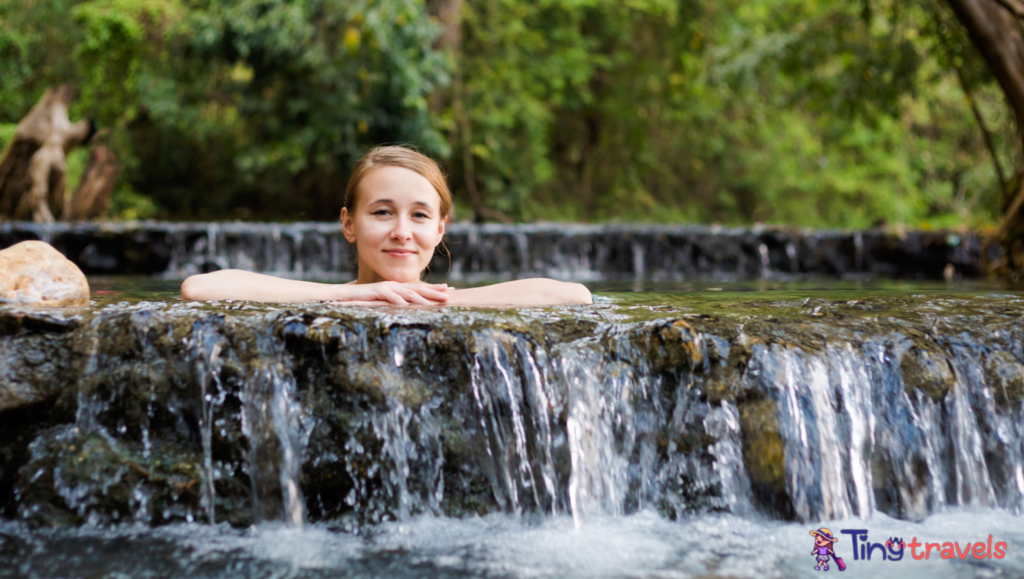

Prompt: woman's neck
[{"left": 354, "top": 260, "right": 420, "bottom": 284}]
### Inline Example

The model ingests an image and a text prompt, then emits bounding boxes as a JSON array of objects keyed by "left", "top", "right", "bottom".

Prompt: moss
[
  {"left": 985, "top": 350, "right": 1024, "bottom": 408},
  {"left": 900, "top": 347, "right": 955, "bottom": 402},
  {"left": 738, "top": 399, "right": 786, "bottom": 495},
  {"left": 16, "top": 426, "right": 206, "bottom": 526},
  {"left": 4, "top": 294, "right": 1024, "bottom": 527}
]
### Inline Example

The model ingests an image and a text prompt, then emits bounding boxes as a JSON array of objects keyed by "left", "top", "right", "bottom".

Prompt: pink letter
[
  {"left": 909, "top": 538, "right": 924, "bottom": 560},
  {"left": 954, "top": 543, "right": 970, "bottom": 560},
  {"left": 940, "top": 543, "right": 955, "bottom": 559}
]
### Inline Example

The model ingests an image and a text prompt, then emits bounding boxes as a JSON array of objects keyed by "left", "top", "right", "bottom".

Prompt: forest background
[{"left": 0, "top": 0, "right": 1017, "bottom": 229}]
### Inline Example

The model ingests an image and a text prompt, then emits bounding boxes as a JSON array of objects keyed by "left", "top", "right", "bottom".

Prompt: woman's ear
[
  {"left": 435, "top": 214, "right": 446, "bottom": 246},
  {"left": 341, "top": 207, "right": 356, "bottom": 243}
]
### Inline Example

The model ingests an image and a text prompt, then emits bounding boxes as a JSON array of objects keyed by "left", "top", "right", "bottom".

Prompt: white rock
[{"left": 0, "top": 240, "right": 89, "bottom": 306}]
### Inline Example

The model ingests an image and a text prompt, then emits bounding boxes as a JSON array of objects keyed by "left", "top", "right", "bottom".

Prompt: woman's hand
[
  {"left": 333, "top": 281, "right": 449, "bottom": 306},
  {"left": 180, "top": 270, "right": 451, "bottom": 304}
]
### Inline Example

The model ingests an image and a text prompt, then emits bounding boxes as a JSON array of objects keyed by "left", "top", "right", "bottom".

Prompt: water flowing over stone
[
  {"left": 0, "top": 222, "right": 987, "bottom": 280},
  {"left": 2, "top": 292, "right": 1024, "bottom": 529}
]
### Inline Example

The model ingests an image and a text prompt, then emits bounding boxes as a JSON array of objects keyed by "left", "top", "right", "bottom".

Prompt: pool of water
[
  {"left": 87, "top": 276, "right": 1024, "bottom": 306},
  {"left": 3, "top": 510, "right": 1022, "bottom": 579},
  {"left": 5, "top": 276, "right": 1024, "bottom": 579}
]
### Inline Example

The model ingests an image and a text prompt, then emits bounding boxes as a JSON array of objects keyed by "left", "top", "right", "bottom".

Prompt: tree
[
  {"left": 943, "top": 0, "right": 1024, "bottom": 275},
  {"left": 0, "top": 85, "right": 97, "bottom": 222}
]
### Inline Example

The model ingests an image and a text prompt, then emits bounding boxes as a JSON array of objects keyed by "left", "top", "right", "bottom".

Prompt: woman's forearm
[
  {"left": 445, "top": 278, "right": 592, "bottom": 306},
  {"left": 180, "top": 272, "right": 589, "bottom": 306},
  {"left": 180, "top": 270, "right": 345, "bottom": 302}
]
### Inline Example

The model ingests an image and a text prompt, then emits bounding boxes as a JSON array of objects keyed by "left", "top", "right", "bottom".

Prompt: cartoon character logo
[{"left": 810, "top": 528, "right": 846, "bottom": 571}]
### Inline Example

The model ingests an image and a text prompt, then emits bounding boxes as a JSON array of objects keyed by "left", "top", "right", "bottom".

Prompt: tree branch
[
  {"left": 988, "top": 0, "right": 1024, "bottom": 20},
  {"left": 952, "top": 52, "right": 1009, "bottom": 196},
  {"left": 933, "top": 0, "right": 1011, "bottom": 203}
]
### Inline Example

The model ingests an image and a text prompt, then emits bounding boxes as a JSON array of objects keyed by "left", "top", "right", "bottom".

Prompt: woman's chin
[{"left": 379, "top": 268, "right": 424, "bottom": 284}]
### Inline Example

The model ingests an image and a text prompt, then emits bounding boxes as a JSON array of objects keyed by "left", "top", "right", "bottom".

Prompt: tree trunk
[
  {"left": 429, "top": 0, "right": 464, "bottom": 53},
  {"left": 0, "top": 85, "right": 95, "bottom": 222},
  {"left": 427, "top": 0, "right": 511, "bottom": 223},
  {"left": 945, "top": 0, "right": 1024, "bottom": 275},
  {"left": 68, "top": 146, "right": 118, "bottom": 220}
]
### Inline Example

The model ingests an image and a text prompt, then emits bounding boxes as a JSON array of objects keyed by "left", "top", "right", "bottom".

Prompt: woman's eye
[
  {"left": 372, "top": 209, "right": 390, "bottom": 216},
  {"left": 414, "top": 212, "right": 429, "bottom": 219}
]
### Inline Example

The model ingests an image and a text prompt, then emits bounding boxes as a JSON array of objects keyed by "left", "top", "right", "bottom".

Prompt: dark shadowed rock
[{"left": 1, "top": 294, "right": 1022, "bottom": 528}]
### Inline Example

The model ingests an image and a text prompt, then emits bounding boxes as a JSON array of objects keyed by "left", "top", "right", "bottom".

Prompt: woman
[{"left": 180, "top": 146, "right": 592, "bottom": 306}]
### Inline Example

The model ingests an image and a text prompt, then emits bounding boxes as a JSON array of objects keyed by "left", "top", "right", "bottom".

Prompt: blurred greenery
[{"left": 0, "top": 0, "right": 1017, "bottom": 227}]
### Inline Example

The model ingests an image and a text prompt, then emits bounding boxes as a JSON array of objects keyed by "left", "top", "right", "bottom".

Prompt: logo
[
  {"left": 810, "top": 528, "right": 846, "bottom": 571},
  {"left": 808, "top": 528, "right": 1009, "bottom": 569}
]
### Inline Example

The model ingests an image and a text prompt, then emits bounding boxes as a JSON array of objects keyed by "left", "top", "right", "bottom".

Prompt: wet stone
[
  {"left": 985, "top": 350, "right": 1024, "bottom": 407},
  {"left": 901, "top": 347, "right": 956, "bottom": 402},
  {"left": 0, "top": 293, "right": 1022, "bottom": 528}
]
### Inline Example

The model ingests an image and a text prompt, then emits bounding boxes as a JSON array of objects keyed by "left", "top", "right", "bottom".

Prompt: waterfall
[
  {"left": 3, "top": 294, "right": 1024, "bottom": 528},
  {"left": 191, "top": 323, "right": 224, "bottom": 524},
  {"left": 242, "top": 315, "right": 312, "bottom": 526},
  {"left": 1, "top": 221, "right": 979, "bottom": 279}
]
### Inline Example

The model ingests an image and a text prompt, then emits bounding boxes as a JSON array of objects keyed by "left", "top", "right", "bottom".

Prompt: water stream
[{"left": 1, "top": 278, "right": 1023, "bottom": 577}]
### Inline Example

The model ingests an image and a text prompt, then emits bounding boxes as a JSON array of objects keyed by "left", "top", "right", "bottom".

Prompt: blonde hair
[{"left": 343, "top": 145, "right": 452, "bottom": 218}]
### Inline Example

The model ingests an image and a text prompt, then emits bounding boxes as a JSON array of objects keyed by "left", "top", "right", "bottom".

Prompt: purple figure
[{"left": 810, "top": 528, "right": 839, "bottom": 571}]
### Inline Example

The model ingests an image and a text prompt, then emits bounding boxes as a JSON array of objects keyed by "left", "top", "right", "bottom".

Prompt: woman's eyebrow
[{"left": 366, "top": 199, "right": 434, "bottom": 209}]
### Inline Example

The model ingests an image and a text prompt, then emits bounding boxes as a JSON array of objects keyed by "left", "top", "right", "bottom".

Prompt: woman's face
[{"left": 341, "top": 166, "right": 445, "bottom": 284}]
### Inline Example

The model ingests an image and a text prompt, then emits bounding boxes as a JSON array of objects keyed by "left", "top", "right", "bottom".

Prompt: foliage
[
  {"left": 0, "top": 0, "right": 447, "bottom": 220},
  {"left": 0, "top": 0, "right": 1017, "bottom": 227},
  {"left": 452, "top": 0, "right": 1016, "bottom": 227}
]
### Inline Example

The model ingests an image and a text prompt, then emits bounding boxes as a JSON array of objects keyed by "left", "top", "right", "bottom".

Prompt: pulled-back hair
[{"left": 343, "top": 146, "right": 452, "bottom": 218}]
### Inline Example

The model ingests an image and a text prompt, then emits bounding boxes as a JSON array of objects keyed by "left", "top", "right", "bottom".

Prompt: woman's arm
[
  {"left": 445, "top": 278, "right": 592, "bottom": 306},
  {"left": 180, "top": 270, "right": 449, "bottom": 304}
]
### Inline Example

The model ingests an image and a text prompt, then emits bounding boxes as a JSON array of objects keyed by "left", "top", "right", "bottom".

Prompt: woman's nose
[{"left": 391, "top": 217, "right": 412, "bottom": 239}]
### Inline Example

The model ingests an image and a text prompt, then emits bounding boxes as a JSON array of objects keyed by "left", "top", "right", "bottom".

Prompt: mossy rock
[
  {"left": 900, "top": 347, "right": 955, "bottom": 402},
  {"left": 985, "top": 350, "right": 1024, "bottom": 408}
]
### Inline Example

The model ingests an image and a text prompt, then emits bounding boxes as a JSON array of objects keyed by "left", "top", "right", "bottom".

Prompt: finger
[
  {"left": 415, "top": 288, "right": 449, "bottom": 302},
  {"left": 398, "top": 287, "right": 433, "bottom": 305},
  {"left": 407, "top": 285, "right": 449, "bottom": 301},
  {"left": 346, "top": 300, "right": 392, "bottom": 306},
  {"left": 383, "top": 289, "right": 408, "bottom": 305},
  {"left": 413, "top": 286, "right": 450, "bottom": 301}
]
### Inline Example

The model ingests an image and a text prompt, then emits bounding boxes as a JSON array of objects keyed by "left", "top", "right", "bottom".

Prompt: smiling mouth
[{"left": 383, "top": 249, "right": 416, "bottom": 257}]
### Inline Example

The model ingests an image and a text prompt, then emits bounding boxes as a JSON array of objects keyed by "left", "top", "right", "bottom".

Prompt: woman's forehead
[{"left": 359, "top": 166, "right": 440, "bottom": 207}]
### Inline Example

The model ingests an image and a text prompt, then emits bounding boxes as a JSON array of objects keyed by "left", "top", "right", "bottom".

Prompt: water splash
[{"left": 4, "top": 294, "right": 1024, "bottom": 530}]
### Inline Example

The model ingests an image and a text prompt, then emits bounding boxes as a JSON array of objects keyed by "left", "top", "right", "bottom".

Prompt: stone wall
[{"left": 0, "top": 222, "right": 987, "bottom": 280}]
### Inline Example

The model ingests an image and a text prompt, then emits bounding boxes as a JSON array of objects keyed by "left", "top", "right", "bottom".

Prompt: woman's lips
[{"left": 383, "top": 249, "right": 416, "bottom": 258}]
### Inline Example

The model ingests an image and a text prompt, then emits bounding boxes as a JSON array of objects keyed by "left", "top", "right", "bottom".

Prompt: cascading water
[
  {"left": 0, "top": 221, "right": 985, "bottom": 280},
  {"left": 2, "top": 289, "right": 1023, "bottom": 577}
]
